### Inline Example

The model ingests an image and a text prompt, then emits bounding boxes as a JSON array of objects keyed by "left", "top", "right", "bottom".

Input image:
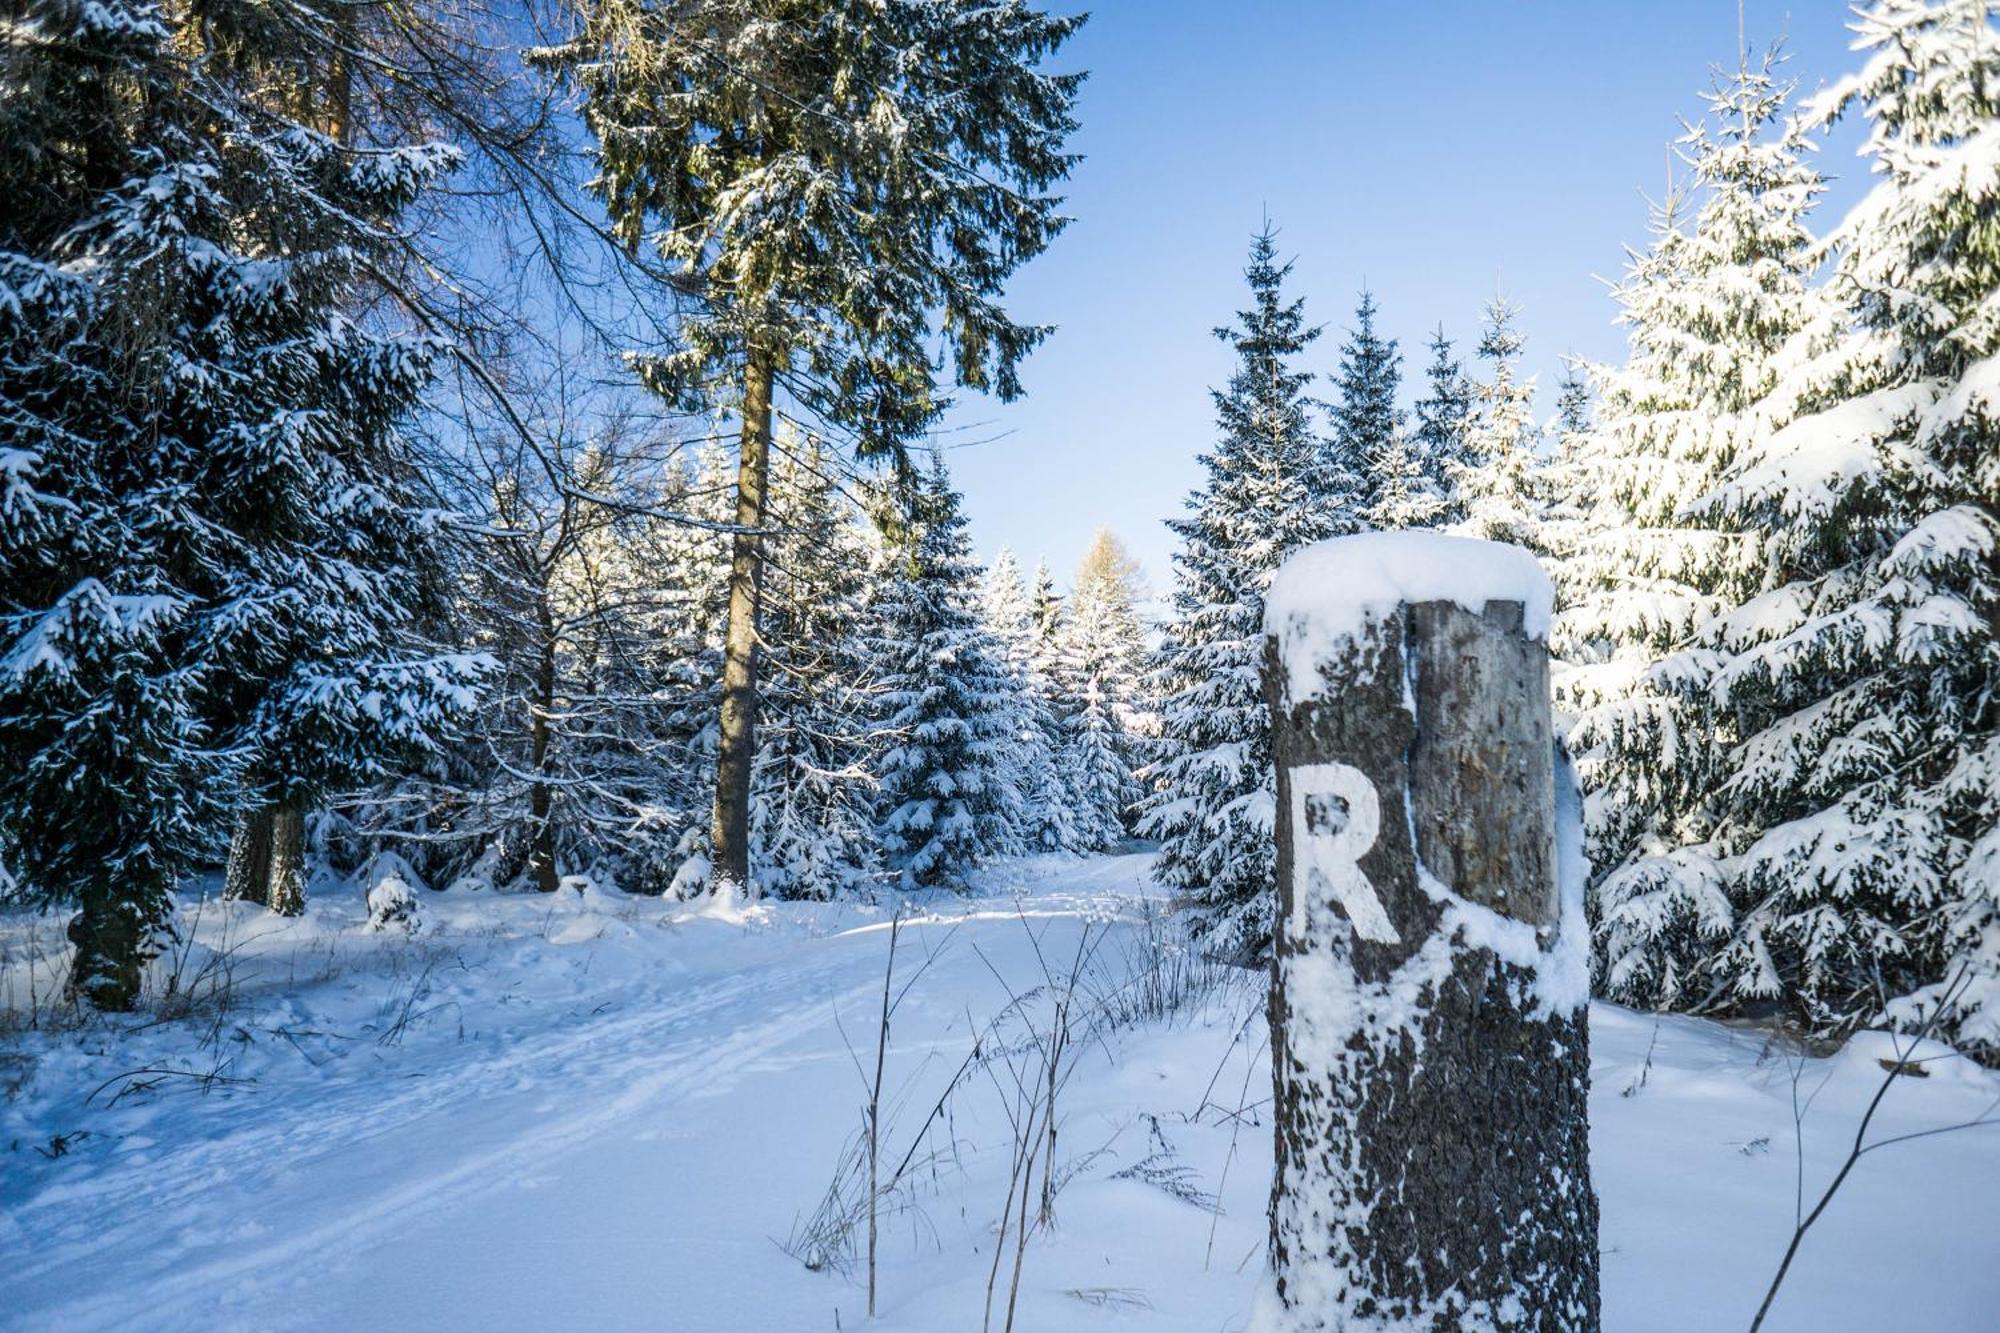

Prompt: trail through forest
[{"left": 3, "top": 854, "right": 1996, "bottom": 1331}]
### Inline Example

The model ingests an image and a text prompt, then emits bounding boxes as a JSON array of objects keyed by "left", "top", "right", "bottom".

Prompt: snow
[
  {"left": 1265, "top": 532, "right": 1554, "bottom": 702},
  {"left": 3, "top": 853, "right": 1998, "bottom": 1331},
  {"left": 1706, "top": 381, "right": 1940, "bottom": 522}
]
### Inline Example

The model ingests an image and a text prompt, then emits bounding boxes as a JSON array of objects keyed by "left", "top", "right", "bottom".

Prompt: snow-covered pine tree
[
  {"left": 869, "top": 460, "right": 1023, "bottom": 889},
  {"left": 1558, "top": 50, "right": 1829, "bottom": 1013},
  {"left": 984, "top": 548, "right": 1038, "bottom": 655},
  {"left": 1029, "top": 558, "right": 1066, "bottom": 671},
  {"left": 1138, "top": 226, "right": 1335, "bottom": 960},
  {"left": 1553, "top": 360, "right": 1593, "bottom": 441},
  {"left": 533, "top": 0, "right": 1082, "bottom": 896},
  {"left": 1412, "top": 325, "right": 1478, "bottom": 525},
  {"left": 1053, "top": 530, "right": 1149, "bottom": 850},
  {"left": 1450, "top": 296, "right": 1549, "bottom": 550},
  {"left": 751, "top": 437, "right": 881, "bottom": 898},
  {"left": 1658, "top": 0, "right": 2000, "bottom": 1048},
  {"left": 984, "top": 547, "right": 1074, "bottom": 853},
  {"left": 1361, "top": 431, "right": 1448, "bottom": 531},
  {"left": 1537, "top": 359, "right": 1596, "bottom": 558},
  {"left": 0, "top": 0, "right": 484, "bottom": 1002},
  {"left": 1328, "top": 289, "right": 1405, "bottom": 524}
]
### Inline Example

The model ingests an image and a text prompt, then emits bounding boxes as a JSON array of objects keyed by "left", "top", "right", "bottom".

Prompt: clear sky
[{"left": 943, "top": 0, "right": 1873, "bottom": 595}]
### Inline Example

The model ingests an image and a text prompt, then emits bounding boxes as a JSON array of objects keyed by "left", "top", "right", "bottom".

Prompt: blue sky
[{"left": 943, "top": 0, "right": 1873, "bottom": 594}]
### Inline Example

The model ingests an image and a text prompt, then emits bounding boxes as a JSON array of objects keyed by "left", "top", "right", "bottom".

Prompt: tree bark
[
  {"left": 1263, "top": 597, "right": 1598, "bottom": 1331},
  {"left": 710, "top": 345, "right": 775, "bottom": 894},
  {"left": 223, "top": 807, "right": 275, "bottom": 906},
  {"left": 66, "top": 888, "right": 148, "bottom": 1012},
  {"left": 325, "top": 2, "right": 356, "bottom": 147},
  {"left": 527, "top": 586, "right": 560, "bottom": 893},
  {"left": 266, "top": 796, "right": 308, "bottom": 917},
  {"left": 223, "top": 797, "right": 307, "bottom": 915}
]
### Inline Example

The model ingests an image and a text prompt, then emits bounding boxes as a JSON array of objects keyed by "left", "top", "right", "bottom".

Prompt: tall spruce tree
[
  {"left": 751, "top": 438, "right": 881, "bottom": 898},
  {"left": 1559, "top": 51, "right": 1828, "bottom": 1012},
  {"left": 1053, "top": 530, "right": 1149, "bottom": 849},
  {"left": 1451, "top": 296, "right": 1548, "bottom": 549},
  {"left": 983, "top": 547, "right": 1073, "bottom": 853},
  {"left": 1538, "top": 357, "right": 1599, "bottom": 583},
  {"left": 1652, "top": 0, "right": 2000, "bottom": 1047},
  {"left": 1412, "top": 325, "right": 1477, "bottom": 524},
  {"left": 1139, "top": 227, "right": 1334, "bottom": 960},
  {"left": 1029, "top": 558, "right": 1066, "bottom": 666},
  {"left": 533, "top": 0, "right": 1082, "bottom": 896},
  {"left": 1328, "top": 289, "right": 1405, "bottom": 524},
  {"left": 869, "top": 461, "right": 1023, "bottom": 889},
  {"left": 0, "top": 0, "right": 484, "bottom": 1003}
]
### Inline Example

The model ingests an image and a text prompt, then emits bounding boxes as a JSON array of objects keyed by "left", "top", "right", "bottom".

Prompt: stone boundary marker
[{"left": 1253, "top": 533, "right": 1600, "bottom": 1333}]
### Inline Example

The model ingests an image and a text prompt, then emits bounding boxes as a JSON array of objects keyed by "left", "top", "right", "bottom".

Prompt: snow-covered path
[{"left": 3, "top": 853, "right": 1998, "bottom": 1331}]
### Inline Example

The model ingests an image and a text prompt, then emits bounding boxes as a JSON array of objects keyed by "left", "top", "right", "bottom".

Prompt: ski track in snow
[
  {"left": 3, "top": 852, "right": 1998, "bottom": 1332},
  {"left": 10, "top": 967, "right": 865, "bottom": 1329},
  {"left": 0, "top": 854, "right": 1169, "bottom": 1332}
]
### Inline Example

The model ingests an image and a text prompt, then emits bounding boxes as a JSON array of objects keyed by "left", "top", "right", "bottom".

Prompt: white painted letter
[{"left": 1290, "top": 762, "right": 1398, "bottom": 945}]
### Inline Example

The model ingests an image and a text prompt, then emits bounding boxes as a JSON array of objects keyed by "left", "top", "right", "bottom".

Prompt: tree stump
[{"left": 1257, "top": 534, "right": 1599, "bottom": 1332}]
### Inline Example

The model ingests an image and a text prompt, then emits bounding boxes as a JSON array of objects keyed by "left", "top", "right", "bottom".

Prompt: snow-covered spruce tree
[
  {"left": 1327, "top": 289, "right": 1405, "bottom": 525},
  {"left": 1450, "top": 296, "right": 1549, "bottom": 550},
  {"left": 1553, "top": 360, "right": 1593, "bottom": 442},
  {"left": 1411, "top": 325, "right": 1478, "bottom": 525},
  {"left": 1029, "top": 558, "right": 1067, "bottom": 671},
  {"left": 984, "top": 547, "right": 1075, "bottom": 853},
  {"left": 1053, "top": 530, "right": 1150, "bottom": 850},
  {"left": 750, "top": 438, "right": 882, "bottom": 898},
  {"left": 0, "top": 0, "right": 483, "bottom": 1003},
  {"left": 186, "top": 0, "right": 501, "bottom": 919},
  {"left": 1557, "top": 51, "right": 1829, "bottom": 1013},
  {"left": 1361, "top": 430, "right": 1448, "bottom": 531},
  {"left": 1536, "top": 359, "right": 1597, "bottom": 563},
  {"left": 868, "top": 461, "right": 1023, "bottom": 889},
  {"left": 1655, "top": 0, "right": 2000, "bottom": 1048},
  {"left": 532, "top": 0, "right": 1082, "bottom": 897},
  {"left": 1139, "top": 227, "right": 1337, "bottom": 960}
]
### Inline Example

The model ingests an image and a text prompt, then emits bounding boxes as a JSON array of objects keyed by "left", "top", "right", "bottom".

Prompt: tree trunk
[
  {"left": 710, "top": 345, "right": 775, "bottom": 894},
  {"left": 1263, "top": 593, "right": 1598, "bottom": 1331},
  {"left": 224, "top": 798, "right": 307, "bottom": 915},
  {"left": 527, "top": 587, "right": 560, "bottom": 893},
  {"left": 66, "top": 887, "right": 148, "bottom": 1012},
  {"left": 223, "top": 806, "right": 275, "bottom": 906},
  {"left": 325, "top": 3, "right": 356, "bottom": 147},
  {"left": 266, "top": 796, "right": 308, "bottom": 917}
]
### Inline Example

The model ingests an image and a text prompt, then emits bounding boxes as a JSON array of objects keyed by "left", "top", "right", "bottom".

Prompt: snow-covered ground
[{"left": 2, "top": 853, "right": 1996, "bottom": 1332}]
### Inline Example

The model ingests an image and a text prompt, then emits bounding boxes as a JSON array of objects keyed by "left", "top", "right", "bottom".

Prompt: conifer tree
[
  {"left": 1553, "top": 361, "right": 1593, "bottom": 440},
  {"left": 1653, "top": 0, "right": 2000, "bottom": 1046},
  {"left": 1139, "top": 227, "right": 1334, "bottom": 959},
  {"left": 752, "top": 439, "right": 881, "bottom": 897},
  {"left": 0, "top": 0, "right": 483, "bottom": 1003},
  {"left": 1053, "top": 530, "right": 1149, "bottom": 849},
  {"left": 1412, "top": 325, "right": 1477, "bottom": 524},
  {"left": 1029, "top": 558, "right": 1066, "bottom": 671},
  {"left": 1560, "top": 48, "right": 1829, "bottom": 1013},
  {"left": 1361, "top": 431, "right": 1449, "bottom": 530},
  {"left": 984, "top": 547, "right": 1072, "bottom": 853},
  {"left": 1328, "top": 290, "right": 1405, "bottom": 524},
  {"left": 1451, "top": 296, "right": 1548, "bottom": 549},
  {"left": 869, "top": 461, "right": 1022, "bottom": 889},
  {"left": 533, "top": 0, "right": 1083, "bottom": 896},
  {"left": 1539, "top": 354, "right": 1607, "bottom": 613}
]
